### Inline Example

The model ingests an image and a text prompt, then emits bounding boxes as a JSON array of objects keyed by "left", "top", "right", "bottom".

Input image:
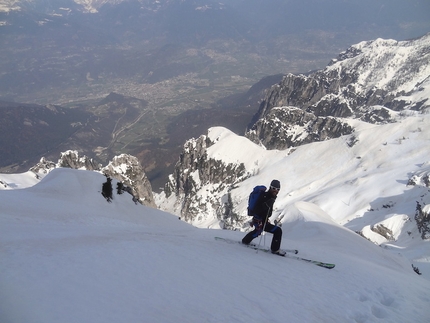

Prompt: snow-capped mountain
[
  {"left": 247, "top": 33, "right": 430, "bottom": 150},
  {"left": 156, "top": 34, "right": 430, "bottom": 273}
]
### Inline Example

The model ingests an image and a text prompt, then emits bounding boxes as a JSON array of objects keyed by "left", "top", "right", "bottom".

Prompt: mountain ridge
[
  {"left": 155, "top": 34, "right": 430, "bottom": 263},
  {"left": 246, "top": 33, "right": 430, "bottom": 150}
]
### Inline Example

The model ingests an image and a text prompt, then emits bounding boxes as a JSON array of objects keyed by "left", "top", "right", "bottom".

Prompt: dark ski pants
[{"left": 242, "top": 221, "right": 282, "bottom": 252}]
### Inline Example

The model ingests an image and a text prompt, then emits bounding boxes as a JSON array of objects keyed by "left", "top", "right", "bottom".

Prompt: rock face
[
  {"left": 408, "top": 165, "right": 430, "bottom": 188},
  {"left": 29, "top": 151, "right": 102, "bottom": 178},
  {"left": 246, "top": 107, "right": 354, "bottom": 150},
  {"left": 29, "top": 158, "right": 58, "bottom": 178},
  {"left": 102, "top": 154, "right": 156, "bottom": 207},
  {"left": 247, "top": 34, "right": 430, "bottom": 149},
  {"left": 160, "top": 132, "right": 249, "bottom": 228},
  {"left": 29, "top": 150, "right": 155, "bottom": 207},
  {"left": 57, "top": 150, "right": 102, "bottom": 171}
]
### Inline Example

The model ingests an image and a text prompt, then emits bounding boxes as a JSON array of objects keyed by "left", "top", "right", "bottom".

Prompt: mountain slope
[
  {"left": 1, "top": 168, "right": 429, "bottom": 322},
  {"left": 158, "top": 34, "right": 430, "bottom": 239},
  {"left": 156, "top": 39, "right": 430, "bottom": 274},
  {"left": 0, "top": 101, "right": 90, "bottom": 168}
]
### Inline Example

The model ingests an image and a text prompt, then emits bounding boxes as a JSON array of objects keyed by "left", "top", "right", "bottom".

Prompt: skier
[
  {"left": 242, "top": 179, "right": 284, "bottom": 255},
  {"left": 101, "top": 177, "right": 113, "bottom": 202}
]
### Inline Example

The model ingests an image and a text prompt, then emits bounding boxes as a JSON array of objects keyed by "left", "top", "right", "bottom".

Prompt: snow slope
[
  {"left": 1, "top": 168, "right": 430, "bottom": 323},
  {"left": 156, "top": 112, "right": 430, "bottom": 282}
]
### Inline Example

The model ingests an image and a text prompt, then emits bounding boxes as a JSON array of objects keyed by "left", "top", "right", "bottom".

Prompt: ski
[
  {"left": 215, "top": 236, "right": 335, "bottom": 269},
  {"left": 281, "top": 254, "right": 335, "bottom": 269},
  {"left": 214, "top": 236, "right": 298, "bottom": 254}
]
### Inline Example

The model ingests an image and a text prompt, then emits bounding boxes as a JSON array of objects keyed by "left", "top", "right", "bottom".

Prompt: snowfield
[{"left": 1, "top": 167, "right": 430, "bottom": 323}]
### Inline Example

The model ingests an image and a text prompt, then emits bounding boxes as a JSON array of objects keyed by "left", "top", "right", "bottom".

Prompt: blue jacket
[{"left": 253, "top": 190, "right": 277, "bottom": 222}]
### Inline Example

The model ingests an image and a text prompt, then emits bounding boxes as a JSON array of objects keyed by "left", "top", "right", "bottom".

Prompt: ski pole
[{"left": 256, "top": 207, "right": 270, "bottom": 253}]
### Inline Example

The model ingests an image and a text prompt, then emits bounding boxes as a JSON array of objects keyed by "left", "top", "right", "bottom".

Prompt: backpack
[{"left": 247, "top": 185, "right": 266, "bottom": 216}]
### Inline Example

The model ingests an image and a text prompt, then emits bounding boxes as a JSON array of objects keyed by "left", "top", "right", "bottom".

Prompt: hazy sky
[{"left": 225, "top": 0, "right": 430, "bottom": 40}]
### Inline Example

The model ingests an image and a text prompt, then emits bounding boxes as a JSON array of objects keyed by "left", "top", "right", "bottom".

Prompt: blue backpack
[{"left": 247, "top": 185, "right": 266, "bottom": 216}]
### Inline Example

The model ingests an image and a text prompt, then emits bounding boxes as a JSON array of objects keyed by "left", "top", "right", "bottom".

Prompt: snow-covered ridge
[
  {"left": 158, "top": 36, "right": 430, "bottom": 243},
  {"left": 248, "top": 33, "right": 430, "bottom": 153},
  {"left": 161, "top": 112, "right": 430, "bottom": 224},
  {"left": 1, "top": 150, "right": 156, "bottom": 206},
  {"left": 327, "top": 33, "right": 430, "bottom": 93},
  {"left": 157, "top": 110, "right": 430, "bottom": 279}
]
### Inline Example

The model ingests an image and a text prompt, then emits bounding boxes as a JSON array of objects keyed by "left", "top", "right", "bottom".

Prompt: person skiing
[
  {"left": 242, "top": 179, "right": 284, "bottom": 255},
  {"left": 101, "top": 177, "right": 113, "bottom": 202}
]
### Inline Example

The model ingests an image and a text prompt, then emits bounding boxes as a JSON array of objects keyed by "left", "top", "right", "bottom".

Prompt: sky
[
  {"left": 1, "top": 111, "right": 430, "bottom": 322},
  {"left": 1, "top": 0, "right": 430, "bottom": 40}
]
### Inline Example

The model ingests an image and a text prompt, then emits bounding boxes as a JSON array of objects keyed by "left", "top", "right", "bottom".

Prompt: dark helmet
[{"left": 270, "top": 179, "right": 280, "bottom": 190}]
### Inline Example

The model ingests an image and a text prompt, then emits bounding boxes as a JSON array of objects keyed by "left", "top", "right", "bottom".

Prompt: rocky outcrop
[
  {"left": 102, "top": 154, "right": 156, "bottom": 207},
  {"left": 57, "top": 150, "right": 102, "bottom": 171},
  {"left": 371, "top": 224, "right": 395, "bottom": 241},
  {"left": 29, "top": 157, "right": 58, "bottom": 178},
  {"left": 29, "top": 151, "right": 101, "bottom": 178},
  {"left": 162, "top": 133, "right": 248, "bottom": 225},
  {"left": 246, "top": 107, "right": 354, "bottom": 150},
  {"left": 407, "top": 163, "right": 430, "bottom": 188}
]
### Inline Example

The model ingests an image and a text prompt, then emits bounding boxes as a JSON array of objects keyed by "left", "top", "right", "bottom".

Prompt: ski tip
[{"left": 319, "top": 264, "right": 335, "bottom": 269}]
